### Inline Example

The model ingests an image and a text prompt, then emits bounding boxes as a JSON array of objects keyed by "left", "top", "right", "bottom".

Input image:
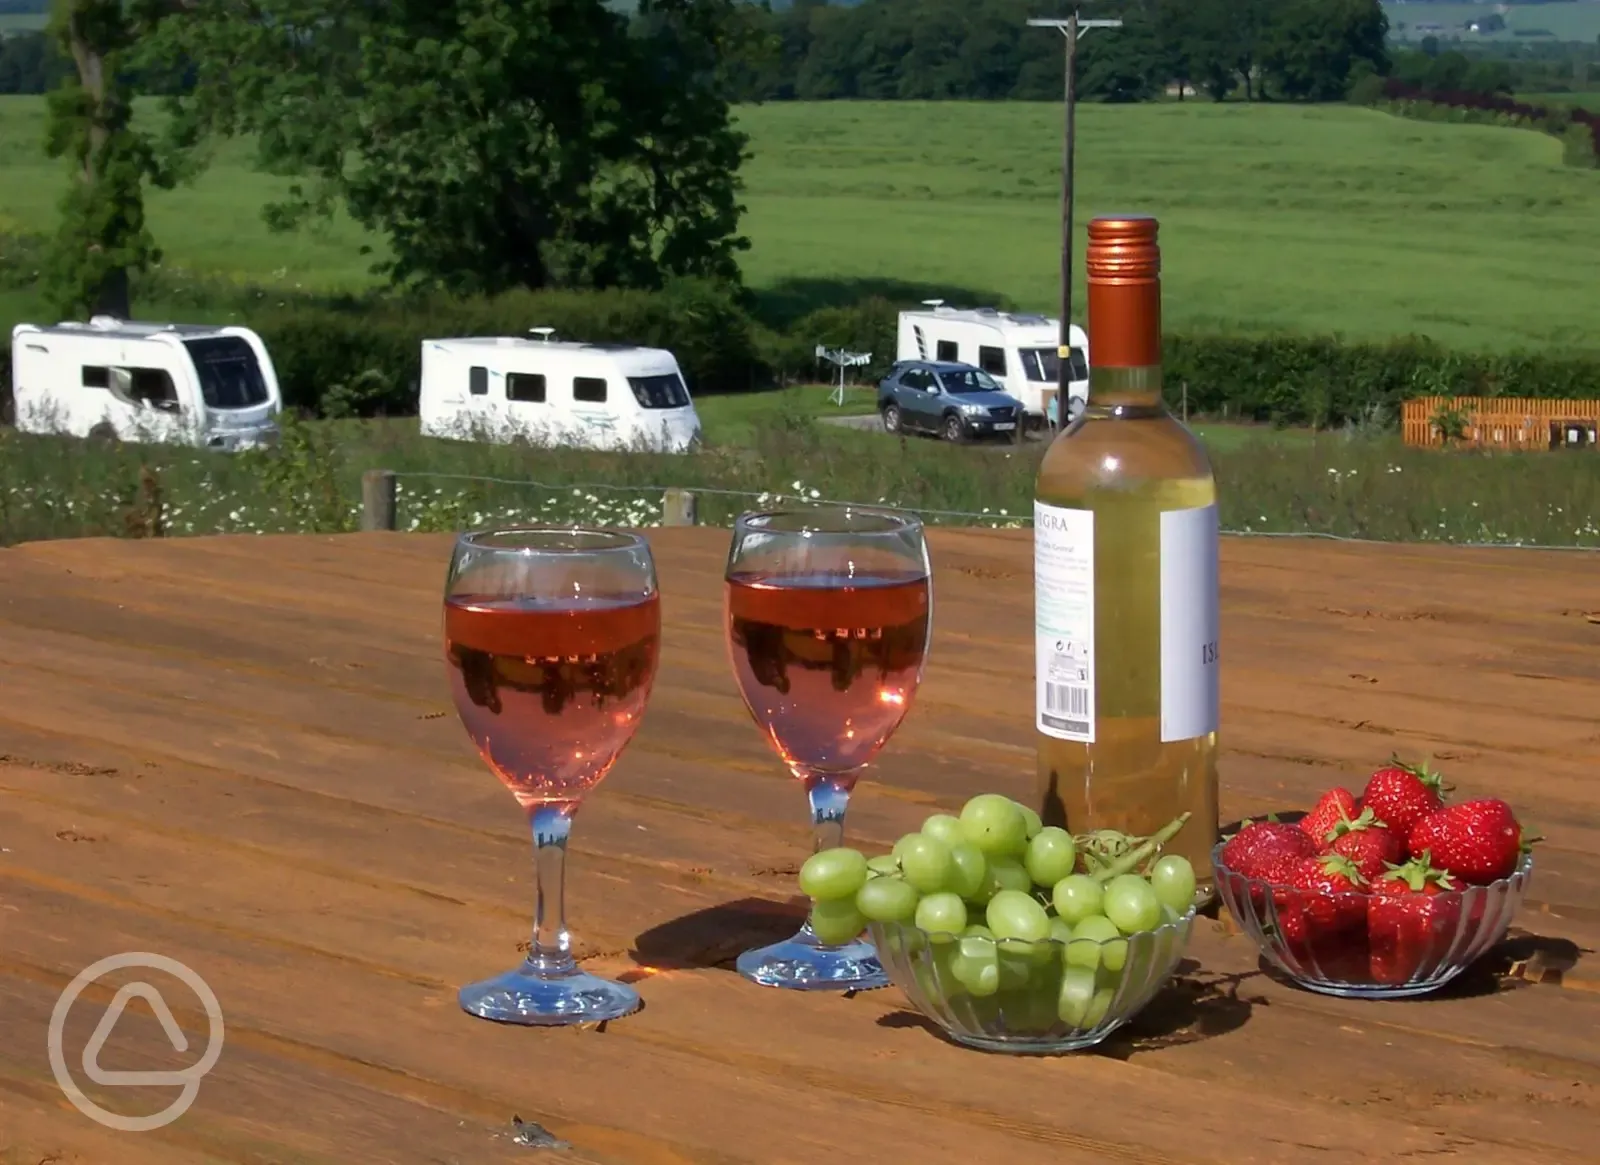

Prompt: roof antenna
[
  {"left": 528, "top": 327, "right": 556, "bottom": 343},
  {"left": 920, "top": 299, "right": 946, "bottom": 311}
]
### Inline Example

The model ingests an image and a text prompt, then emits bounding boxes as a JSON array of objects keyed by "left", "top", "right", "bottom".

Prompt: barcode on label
[
  {"left": 1045, "top": 683, "right": 1089, "bottom": 717},
  {"left": 1042, "top": 682, "right": 1091, "bottom": 734}
]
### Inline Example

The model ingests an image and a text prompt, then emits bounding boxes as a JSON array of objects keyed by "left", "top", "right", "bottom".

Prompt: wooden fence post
[
  {"left": 662, "top": 487, "right": 698, "bottom": 527},
  {"left": 361, "top": 469, "right": 397, "bottom": 532}
]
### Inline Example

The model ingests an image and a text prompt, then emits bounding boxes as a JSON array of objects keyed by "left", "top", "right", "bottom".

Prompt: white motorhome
[
  {"left": 895, "top": 302, "right": 1090, "bottom": 425},
  {"left": 9, "top": 317, "right": 281, "bottom": 451},
  {"left": 417, "top": 333, "right": 702, "bottom": 454}
]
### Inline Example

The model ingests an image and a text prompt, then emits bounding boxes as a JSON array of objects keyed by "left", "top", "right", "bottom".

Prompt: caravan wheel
[{"left": 88, "top": 423, "right": 120, "bottom": 445}]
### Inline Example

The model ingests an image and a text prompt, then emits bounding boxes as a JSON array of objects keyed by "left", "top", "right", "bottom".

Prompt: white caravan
[
  {"left": 9, "top": 317, "right": 281, "bottom": 451},
  {"left": 895, "top": 302, "right": 1090, "bottom": 425},
  {"left": 417, "top": 333, "right": 702, "bottom": 453}
]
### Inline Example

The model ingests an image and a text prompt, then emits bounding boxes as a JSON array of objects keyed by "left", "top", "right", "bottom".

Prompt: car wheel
[
  {"left": 882, "top": 404, "right": 902, "bottom": 434},
  {"left": 88, "top": 422, "right": 120, "bottom": 445},
  {"left": 942, "top": 413, "right": 965, "bottom": 444}
]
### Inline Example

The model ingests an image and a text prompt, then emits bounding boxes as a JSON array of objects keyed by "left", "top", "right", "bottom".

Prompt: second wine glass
[{"left": 724, "top": 506, "right": 933, "bottom": 990}]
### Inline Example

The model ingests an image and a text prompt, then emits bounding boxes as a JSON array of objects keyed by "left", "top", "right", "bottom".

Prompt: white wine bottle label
[
  {"left": 1034, "top": 501, "right": 1095, "bottom": 743},
  {"left": 1159, "top": 503, "right": 1221, "bottom": 742}
]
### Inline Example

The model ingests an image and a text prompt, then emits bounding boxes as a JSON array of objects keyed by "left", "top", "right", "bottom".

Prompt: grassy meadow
[
  {"left": 3, "top": 96, "right": 1600, "bottom": 349},
  {"left": 3, "top": 394, "right": 1597, "bottom": 548},
  {"left": 1384, "top": 1, "right": 1600, "bottom": 42}
]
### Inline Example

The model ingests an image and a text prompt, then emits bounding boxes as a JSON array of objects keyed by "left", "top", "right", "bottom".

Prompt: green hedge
[{"left": 4, "top": 284, "right": 1599, "bottom": 429}]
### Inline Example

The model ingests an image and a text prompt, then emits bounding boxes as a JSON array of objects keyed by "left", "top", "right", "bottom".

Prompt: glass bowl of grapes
[
  {"left": 798, "top": 795, "right": 1201, "bottom": 1054},
  {"left": 1211, "top": 825, "right": 1534, "bottom": 1000}
]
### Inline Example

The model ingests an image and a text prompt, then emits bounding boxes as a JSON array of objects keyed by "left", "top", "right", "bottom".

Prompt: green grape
[
  {"left": 1016, "top": 802, "right": 1044, "bottom": 840},
  {"left": 892, "top": 832, "right": 922, "bottom": 861},
  {"left": 866, "top": 854, "right": 901, "bottom": 877},
  {"left": 988, "top": 859, "right": 1032, "bottom": 896},
  {"left": 984, "top": 889, "right": 1051, "bottom": 942},
  {"left": 947, "top": 842, "right": 988, "bottom": 900},
  {"left": 856, "top": 875, "right": 920, "bottom": 924},
  {"left": 810, "top": 897, "right": 866, "bottom": 946},
  {"left": 963, "top": 923, "right": 994, "bottom": 939},
  {"left": 1064, "top": 914, "right": 1127, "bottom": 972},
  {"left": 1021, "top": 959, "right": 1063, "bottom": 1032},
  {"left": 951, "top": 934, "right": 1001, "bottom": 997},
  {"left": 996, "top": 946, "right": 1034, "bottom": 991},
  {"left": 958, "top": 794, "right": 1028, "bottom": 857},
  {"left": 898, "top": 834, "right": 955, "bottom": 894},
  {"left": 1057, "top": 966, "right": 1114, "bottom": 1029},
  {"left": 1048, "top": 917, "right": 1074, "bottom": 945},
  {"left": 915, "top": 891, "right": 968, "bottom": 936},
  {"left": 1149, "top": 855, "right": 1198, "bottom": 915},
  {"left": 1103, "top": 874, "right": 1164, "bottom": 935},
  {"left": 1051, "top": 874, "right": 1104, "bottom": 925},
  {"left": 798, "top": 848, "right": 869, "bottom": 902},
  {"left": 921, "top": 813, "right": 966, "bottom": 849},
  {"left": 1024, "top": 827, "right": 1077, "bottom": 888}
]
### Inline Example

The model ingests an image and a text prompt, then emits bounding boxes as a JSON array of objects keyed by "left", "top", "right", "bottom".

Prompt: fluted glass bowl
[
  {"left": 868, "top": 906, "right": 1196, "bottom": 1054},
  {"left": 1212, "top": 841, "right": 1533, "bottom": 1000}
]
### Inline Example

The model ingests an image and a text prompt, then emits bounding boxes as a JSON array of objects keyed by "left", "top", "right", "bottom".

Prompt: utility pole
[{"left": 1027, "top": 11, "right": 1122, "bottom": 425}]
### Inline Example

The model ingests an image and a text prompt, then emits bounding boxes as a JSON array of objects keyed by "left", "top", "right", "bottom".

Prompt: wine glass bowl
[
  {"left": 444, "top": 526, "right": 660, "bottom": 1025},
  {"left": 724, "top": 507, "right": 933, "bottom": 991}
]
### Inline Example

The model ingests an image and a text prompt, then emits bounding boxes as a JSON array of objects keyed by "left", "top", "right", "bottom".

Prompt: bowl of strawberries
[{"left": 1212, "top": 756, "right": 1535, "bottom": 999}]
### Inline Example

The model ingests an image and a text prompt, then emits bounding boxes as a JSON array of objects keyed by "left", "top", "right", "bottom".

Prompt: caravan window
[
  {"left": 574, "top": 377, "right": 607, "bottom": 403},
  {"left": 1021, "top": 347, "right": 1089, "bottom": 384},
  {"left": 628, "top": 373, "right": 690, "bottom": 410},
  {"left": 935, "top": 340, "right": 959, "bottom": 362},
  {"left": 128, "top": 367, "right": 180, "bottom": 412},
  {"left": 506, "top": 372, "right": 546, "bottom": 403},
  {"left": 183, "top": 337, "right": 271, "bottom": 409},
  {"left": 83, "top": 366, "right": 110, "bottom": 388},
  {"left": 469, "top": 366, "right": 489, "bottom": 396},
  {"left": 978, "top": 346, "right": 1007, "bottom": 376}
]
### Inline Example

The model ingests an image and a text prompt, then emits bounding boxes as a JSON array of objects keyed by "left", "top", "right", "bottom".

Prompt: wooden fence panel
[{"left": 1401, "top": 397, "right": 1600, "bottom": 450}]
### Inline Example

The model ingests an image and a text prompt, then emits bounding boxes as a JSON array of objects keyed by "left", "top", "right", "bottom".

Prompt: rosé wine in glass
[
  {"left": 444, "top": 527, "right": 659, "bottom": 1026},
  {"left": 724, "top": 508, "right": 932, "bottom": 991}
]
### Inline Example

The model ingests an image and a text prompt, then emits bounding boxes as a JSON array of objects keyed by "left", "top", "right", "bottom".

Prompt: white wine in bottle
[{"left": 1032, "top": 214, "right": 1220, "bottom": 907}]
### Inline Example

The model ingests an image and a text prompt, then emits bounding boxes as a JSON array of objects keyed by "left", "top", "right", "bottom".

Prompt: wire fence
[{"left": 382, "top": 469, "right": 1600, "bottom": 552}]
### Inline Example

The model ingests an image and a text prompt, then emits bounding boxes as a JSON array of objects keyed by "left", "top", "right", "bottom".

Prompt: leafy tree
[
  {"left": 1261, "top": 0, "right": 1388, "bottom": 102},
  {"left": 41, "top": 0, "right": 186, "bottom": 319},
  {"left": 144, "top": 0, "right": 749, "bottom": 295}
]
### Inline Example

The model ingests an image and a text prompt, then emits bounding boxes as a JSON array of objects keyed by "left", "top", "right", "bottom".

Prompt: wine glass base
[
  {"left": 458, "top": 963, "right": 641, "bottom": 1026},
  {"left": 736, "top": 927, "right": 889, "bottom": 992}
]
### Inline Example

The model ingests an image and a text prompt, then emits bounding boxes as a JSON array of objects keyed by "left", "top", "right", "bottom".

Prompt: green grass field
[
  {"left": 1385, "top": 1, "right": 1600, "bottom": 42},
  {"left": 1523, "top": 91, "right": 1600, "bottom": 112},
  {"left": 3, "top": 96, "right": 1599, "bottom": 350}
]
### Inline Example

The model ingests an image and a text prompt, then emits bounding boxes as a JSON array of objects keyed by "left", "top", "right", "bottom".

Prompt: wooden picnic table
[{"left": 1, "top": 527, "right": 1597, "bottom": 1164}]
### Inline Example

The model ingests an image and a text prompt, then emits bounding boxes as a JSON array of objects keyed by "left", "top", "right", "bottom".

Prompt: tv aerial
[{"left": 815, "top": 344, "right": 872, "bottom": 406}]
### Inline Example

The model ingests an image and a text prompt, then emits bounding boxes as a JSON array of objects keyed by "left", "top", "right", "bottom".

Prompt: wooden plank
[{"left": 1, "top": 529, "right": 1598, "bottom": 1160}]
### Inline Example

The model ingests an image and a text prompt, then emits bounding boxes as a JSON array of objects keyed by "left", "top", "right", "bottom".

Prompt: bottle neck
[{"left": 1085, "top": 277, "right": 1164, "bottom": 415}]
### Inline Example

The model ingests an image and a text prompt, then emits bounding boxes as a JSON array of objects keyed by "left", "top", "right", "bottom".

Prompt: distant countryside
[{"left": 0, "top": 0, "right": 1597, "bottom": 550}]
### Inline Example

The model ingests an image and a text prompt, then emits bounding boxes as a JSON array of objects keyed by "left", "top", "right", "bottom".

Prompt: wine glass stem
[
  {"left": 527, "top": 802, "right": 577, "bottom": 976},
  {"left": 806, "top": 773, "right": 852, "bottom": 854}
]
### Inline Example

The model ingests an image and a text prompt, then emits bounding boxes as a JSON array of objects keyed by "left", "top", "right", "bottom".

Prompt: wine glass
[
  {"left": 724, "top": 506, "right": 933, "bottom": 990},
  {"left": 444, "top": 526, "right": 660, "bottom": 1025}
]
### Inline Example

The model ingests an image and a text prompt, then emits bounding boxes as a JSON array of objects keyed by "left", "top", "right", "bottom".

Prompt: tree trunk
[{"left": 64, "top": 2, "right": 132, "bottom": 319}]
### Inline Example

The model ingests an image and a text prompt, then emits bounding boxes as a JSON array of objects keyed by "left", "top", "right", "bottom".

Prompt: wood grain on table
[{"left": 1, "top": 529, "right": 1596, "bottom": 1165}]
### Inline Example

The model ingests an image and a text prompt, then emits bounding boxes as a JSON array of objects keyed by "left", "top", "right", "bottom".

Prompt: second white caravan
[
  {"left": 418, "top": 335, "right": 702, "bottom": 453},
  {"left": 895, "top": 303, "right": 1089, "bottom": 426}
]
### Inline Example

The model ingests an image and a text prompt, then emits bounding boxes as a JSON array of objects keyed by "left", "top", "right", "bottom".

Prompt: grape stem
[{"left": 1084, "top": 813, "right": 1192, "bottom": 883}]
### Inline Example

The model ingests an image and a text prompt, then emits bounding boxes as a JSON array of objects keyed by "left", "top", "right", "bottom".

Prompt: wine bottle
[{"left": 1032, "top": 214, "right": 1221, "bottom": 907}]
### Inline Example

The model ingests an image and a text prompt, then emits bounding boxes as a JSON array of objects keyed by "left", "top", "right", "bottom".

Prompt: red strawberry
[
  {"left": 1220, "top": 820, "right": 1318, "bottom": 883},
  {"left": 1406, "top": 798, "right": 1525, "bottom": 885},
  {"left": 1367, "top": 853, "right": 1462, "bottom": 985},
  {"left": 1300, "top": 787, "right": 1359, "bottom": 845},
  {"left": 1275, "top": 853, "right": 1370, "bottom": 981},
  {"left": 1361, "top": 757, "right": 1450, "bottom": 838},
  {"left": 1324, "top": 807, "right": 1403, "bottom": 881}
]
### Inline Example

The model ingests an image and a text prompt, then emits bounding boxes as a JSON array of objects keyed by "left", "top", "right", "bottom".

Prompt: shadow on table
[
  {"left": 874, "top": 959, "right": 1262, "bottom": 1058},
  {"left": 629, "top": 896, "right": 807, "bottom": 972}
]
